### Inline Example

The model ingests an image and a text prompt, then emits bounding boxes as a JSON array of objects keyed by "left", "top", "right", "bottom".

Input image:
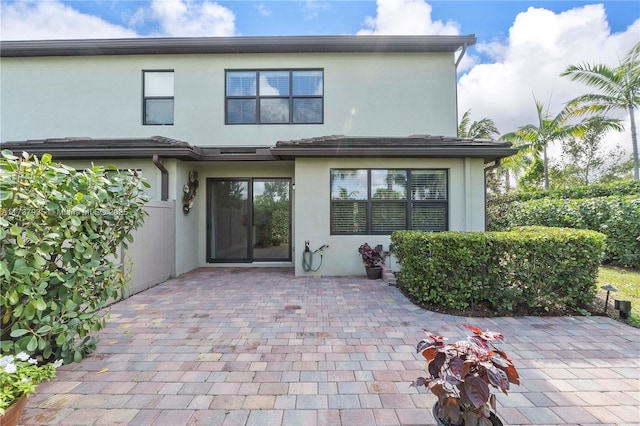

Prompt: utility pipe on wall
[{"left": 152, "top": 155, "right": 169, "bottom": 201}]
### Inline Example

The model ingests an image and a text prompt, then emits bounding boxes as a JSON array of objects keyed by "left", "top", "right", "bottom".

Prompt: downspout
[
  {"left": 152, "top": 155, "right": 169, "bottom": 201},
  {"left": 455, "top": 43, "right": 468, "bottom": 69},
  {"left": 455, "top": 43, "right": 468, "bottom": 137},
  {"left": 484, "top": 159, "right": 501, "bottom": 230}
]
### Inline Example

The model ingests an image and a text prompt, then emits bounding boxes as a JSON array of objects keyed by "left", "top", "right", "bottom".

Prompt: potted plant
[
  {"left": 358, "top": 243, "right": 385, "bottom": 279},
  {"left": 411, "top": 325, "right": 520, "bottom": 426},
  {"left": 0, "top": 352, "right": 62, "bottom": 426}
]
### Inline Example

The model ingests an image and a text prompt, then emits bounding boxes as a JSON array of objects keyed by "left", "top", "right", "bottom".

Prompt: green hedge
[
  {"left": 489, "top": 181, "right": 640, "bottom": 205},
  {"left": 488, "top": 196, "right": 640, "bottom": 268},
  {"left": 391, "top": 227, "right": 606, "bottom": 315}
]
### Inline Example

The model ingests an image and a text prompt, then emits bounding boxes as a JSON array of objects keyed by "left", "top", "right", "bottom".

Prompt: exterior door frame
[{"left": 207, "top": 177, "right": 292, "bottom": 263}]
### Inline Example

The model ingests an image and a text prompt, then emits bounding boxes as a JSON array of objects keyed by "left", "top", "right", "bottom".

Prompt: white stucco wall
[
  {"left": 1, "top": 52, "right": 457, "bottom": 145},
  {"left": 293, "top": 157, "right": 486, "bottom": 277}
]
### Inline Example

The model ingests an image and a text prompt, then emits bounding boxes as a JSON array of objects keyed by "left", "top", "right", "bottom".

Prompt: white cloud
[
  {"left": 149, "top": 0, "right": 235, "bottom": 37},
  {"left": 127, "top": 7, "right": 147, "bottom": 29},
  {"left": 255, "top": 4, "right": 271, "bottom": 17},
  {"left": 301, "top": 0, "right": 330, "bottom": 21},
  {"left": 0, "top": 0, "right": 237, "bottom": 40},
  {"left": 0, "top": 0, "right": 138, "bottom": 40},
  {"left": 457, "top": 4, "right": 639, "bottom": 158},
  {"left": 358, "top": 0, "right": 460, "bottom": 35}
]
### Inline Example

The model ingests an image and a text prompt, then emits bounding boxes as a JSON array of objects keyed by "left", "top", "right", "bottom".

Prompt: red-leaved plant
[
  {"left": 358, "top": 243, "right": 384, "bottom": 268},
  {"left": 411, "top": 325, "right": 520, "bottom": 426}
]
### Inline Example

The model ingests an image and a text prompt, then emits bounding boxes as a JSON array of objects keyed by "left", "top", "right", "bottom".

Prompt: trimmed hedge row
[
  {"left": 391, "top": 227, "right": 606, "bottom": 315},
  {"left": 488, "top": 196, "right": 640, "bottom": 268},
  {"left": 489, "top": 181, "right": 640, "bottom": 205}
]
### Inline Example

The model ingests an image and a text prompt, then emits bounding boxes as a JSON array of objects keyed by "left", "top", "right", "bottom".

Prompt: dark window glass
[
  {"left": 331, "top": 201, "right": 368, "bottom": 235},
  {"left": 411, "top": 170, "right": 447, "bottom": 200},
  {"left": 226, "top": 69, "right": 323, "bottom": 124},
  {"left": 411, "top": 203, "right": 447, "bottom": 231},
  {"left": 293, "top": 98, "right": 323, "bottom": 123},
  {"left": 144, "top": 99, "right": 174, "bottom": 125},
  {"left": 371, "top": 170, "right": 407, "bottom": 200},
  {"left": 330, "top": 169, "right": 448, "bottom": 234},
  {"left": 143, "top": 71, "right": 174, "bottom": 125},
  {"left": 260, "top": 71, "right": 290, "bottom": 96},
  {"left": 227, "top": 71, "right": 256, "bottom": 96},
  {"left": 260, "top": 98, "right": 290, "bottom": 123},
  {"left": 293, "top": 70, "right": 323, "bottom": 95},
  {"left": 227, "top": 99, "right": 256, "bottom": 124},
  {"left": 371, "top": 202, "right": 406, "bottom": 233}
]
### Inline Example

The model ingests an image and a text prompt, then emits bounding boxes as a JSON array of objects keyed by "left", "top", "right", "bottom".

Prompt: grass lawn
[{"left": 597, "top": 266, "right": 640, "bottom": 327}]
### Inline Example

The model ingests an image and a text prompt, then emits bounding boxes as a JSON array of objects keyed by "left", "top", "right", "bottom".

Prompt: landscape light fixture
[{"left": 600, "top": 284, "right": 617, "bottom": 314}]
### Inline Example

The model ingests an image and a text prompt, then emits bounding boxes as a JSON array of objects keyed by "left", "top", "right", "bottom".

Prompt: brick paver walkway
[{"left": 20, "top": 268, "right": 640, "bottom": 425}]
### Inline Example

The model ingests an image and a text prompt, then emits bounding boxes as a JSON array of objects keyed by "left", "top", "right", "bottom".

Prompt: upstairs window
[
  {"left": 143, "top": 71, "right": 174, "bottom": 125},
  {"left": 330, "top": 169, "right": 448, "bottom": 235},
  {"left": 226, "top": 69, "right": 323, "bottom": 124}
]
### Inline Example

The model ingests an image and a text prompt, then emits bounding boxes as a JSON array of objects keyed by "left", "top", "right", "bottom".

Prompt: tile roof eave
[{"left": 1, "top": 136, "right": 201, "bottom": 161}]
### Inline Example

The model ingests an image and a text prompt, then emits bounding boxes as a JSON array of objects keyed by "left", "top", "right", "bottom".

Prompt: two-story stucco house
[{"left": 0, "top": 35, "right": 517, "bottom": 283}]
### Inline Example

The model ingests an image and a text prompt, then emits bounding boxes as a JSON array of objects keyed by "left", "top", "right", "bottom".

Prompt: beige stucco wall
[
  {"left": 165, "top": 159, "right": 202, "bottom": 275},
  {"left": 1, "top": 52, "right": 457, "bottom": 145},
  {"left": 293, "top": 157, "right": 486, "bottom": 277},
  {"left": 0, "top": 49, "right": 490, "bottom": 277}
]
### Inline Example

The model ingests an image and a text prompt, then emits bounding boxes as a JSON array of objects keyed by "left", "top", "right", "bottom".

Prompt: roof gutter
[
  {"left": 152, "top": 155, "right": 169, "bottom": 201},
  {"left": 270, "top": 147, "right": 519, "bottom": 164}
]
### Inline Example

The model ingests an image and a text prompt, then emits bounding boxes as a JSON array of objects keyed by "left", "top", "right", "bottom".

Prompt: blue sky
[
  {"left": 1, "top": 0, "right": 638, "bottom": 158},
  {"left": 31, "top": 1, "right": 639, "bottom": 40}
]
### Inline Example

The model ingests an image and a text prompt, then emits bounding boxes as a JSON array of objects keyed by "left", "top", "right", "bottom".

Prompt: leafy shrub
[
  {"left": 489, "top": 180, "right": 640, "bottom": 205},
  {"left": 0, "top": 151, "right": 149, "bottom": 364},
  {"left": 391, "top": 227, "right": 606, "bottom": 315},
  {"left": 488, "top": 196, "right": 640, "bottom": 268}
]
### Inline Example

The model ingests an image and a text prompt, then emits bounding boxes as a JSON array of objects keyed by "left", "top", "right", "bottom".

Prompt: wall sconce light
[{"left": 182, "top": 171, "right": 199, "bottom": 214}]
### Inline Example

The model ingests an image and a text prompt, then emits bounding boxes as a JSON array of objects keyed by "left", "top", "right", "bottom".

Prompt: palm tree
[
  {"left": 507, "top": 96, "right": 622, "bottom": 191},
  {"left": 458, "top": 109, "right": 499, "bottom": 139},
  {"left": 561, "top": 42, "right": 640, "bottom": 180},
  {"left": 496, "top": 133, "right": 531, "bottom": 191},
  {"left": 505, "top": 96, "right": 580, "bottom": 190}
]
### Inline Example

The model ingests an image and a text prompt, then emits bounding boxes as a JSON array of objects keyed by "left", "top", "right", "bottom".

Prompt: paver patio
[{"left": 19, "top": 268, "right": 640, "bottom": 425}]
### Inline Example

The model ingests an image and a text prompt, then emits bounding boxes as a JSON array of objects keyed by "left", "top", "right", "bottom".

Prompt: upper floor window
[
  {"left": 143, "top": 71, "right": 174, "bottom": 125},
  {"left": 226, "top": 69, "right": 323, "bottom": 125},
  {"left": 330, "top": 169, "right": 448, "bottom": 235}
]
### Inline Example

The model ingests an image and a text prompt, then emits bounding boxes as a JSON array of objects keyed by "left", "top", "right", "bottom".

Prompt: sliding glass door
[
  {"left": 209, "top": 180, "right": 250, "bottom": 261},
  {"left": 208, "top": 179, "right": 291, "bottom": 262}
]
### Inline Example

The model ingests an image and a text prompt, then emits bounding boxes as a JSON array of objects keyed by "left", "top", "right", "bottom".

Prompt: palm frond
[
  {"left": 458, "top": 109, "right": 472, "bottom": 137},
  {"left": 561, "top": 63, "right": 623, "bottom": 96},
  {"left": 468, "top": 118, "right": 499, "bottom": 139}
]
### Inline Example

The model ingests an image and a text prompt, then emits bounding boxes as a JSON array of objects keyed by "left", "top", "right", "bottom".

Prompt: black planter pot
[
  {"left": 365, "top": 266, "right": 382, "bottom": 280},
  {"left": 432, "top": 402, "right": 503, "bottom": 426}
]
